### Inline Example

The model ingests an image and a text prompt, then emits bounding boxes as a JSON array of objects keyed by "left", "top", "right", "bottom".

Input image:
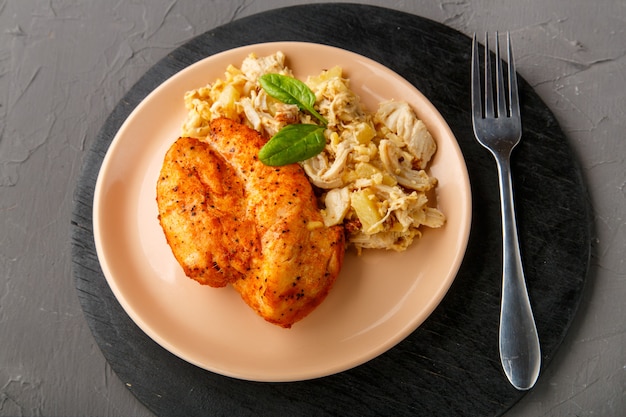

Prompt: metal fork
[{"left": 471, "top": 32, "right": 541, "bottom": 390}]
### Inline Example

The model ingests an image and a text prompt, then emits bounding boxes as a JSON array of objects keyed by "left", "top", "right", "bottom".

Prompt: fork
[{"left": 471, "top": 32, "right": 541, "bottom": 390}]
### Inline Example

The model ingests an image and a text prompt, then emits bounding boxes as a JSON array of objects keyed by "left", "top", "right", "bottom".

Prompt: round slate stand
[{"left": 71, "top": 4, "right": 592, "bottom": 417}]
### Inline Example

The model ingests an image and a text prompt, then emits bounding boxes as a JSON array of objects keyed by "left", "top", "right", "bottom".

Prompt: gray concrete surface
[{"left": 1, "top": 0, "right": 624, "bottom": 415}]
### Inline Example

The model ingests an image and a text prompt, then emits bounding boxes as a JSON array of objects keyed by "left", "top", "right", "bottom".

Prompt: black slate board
[{"left": 71, "top": 4, "right": 592, "bottom": 417}]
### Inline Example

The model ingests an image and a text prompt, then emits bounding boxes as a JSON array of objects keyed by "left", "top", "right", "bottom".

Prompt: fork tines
[{"left": 472, "top": 32, "right": 519, "bottom": 120}]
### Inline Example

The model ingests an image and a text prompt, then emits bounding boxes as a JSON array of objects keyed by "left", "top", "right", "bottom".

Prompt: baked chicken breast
[{"left": 157, "top": 118, "right": 345, "bottom": 327}]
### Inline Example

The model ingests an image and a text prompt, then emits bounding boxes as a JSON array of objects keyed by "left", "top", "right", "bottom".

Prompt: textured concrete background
[{"left": 1, "top": 0, "right": 624, "bottom": 415}]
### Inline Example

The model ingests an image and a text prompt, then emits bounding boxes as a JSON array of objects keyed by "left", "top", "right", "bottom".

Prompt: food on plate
[
  {"left": 157, "top": 118, "right": 345, "bottom": 328},
  {"left": 182, "top": 52, "right": 445, "bottom": 253},
  {"left": 157, "top": 51, "right": 445, "bottom": 327}
]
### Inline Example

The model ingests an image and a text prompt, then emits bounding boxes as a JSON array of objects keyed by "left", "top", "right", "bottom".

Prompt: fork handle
[{"left": 495, "top": 155, "right": 541, "bottom": 390}]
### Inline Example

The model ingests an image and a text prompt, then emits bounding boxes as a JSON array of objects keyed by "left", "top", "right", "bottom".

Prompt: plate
[{"left": 92, "top": 42, "right": 471, "bottom": 382}]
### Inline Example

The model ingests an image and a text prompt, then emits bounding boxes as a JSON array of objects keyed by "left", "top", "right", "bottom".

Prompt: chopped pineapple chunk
[
  {"left": 350, "top": 188, "right": 384, "bottom": 234},
  {"left": 354, "top": 122, "right": 376, "bottom": 145},
  {"left": 211, "top": 84, "right": 240, "bottom": 120},
  {"left": 355, "top": 162, "right": 380, "bottom": 178},
  {"left": 306, "top": 65, "right": 343, "bottom": 89}
]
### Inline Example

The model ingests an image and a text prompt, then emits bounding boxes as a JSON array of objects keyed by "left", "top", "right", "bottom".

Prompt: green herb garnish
[
  {"left": 259, "top": 74, "right": 327, "bottom": 125},
  {"left": 258, "top": 124, "right": 326, "bottom": 167},
  {"left": 257, "top": 73, "right": 328, "bottom": 166}
]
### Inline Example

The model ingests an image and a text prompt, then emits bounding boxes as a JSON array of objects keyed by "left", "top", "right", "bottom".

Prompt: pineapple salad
[{"left": 181, "top": 51, "right": 445, "bottom": 252}]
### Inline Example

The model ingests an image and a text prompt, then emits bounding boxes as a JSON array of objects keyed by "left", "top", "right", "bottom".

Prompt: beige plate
[{"left": 93, "top": 42, "right": 472, "bottom": 382}]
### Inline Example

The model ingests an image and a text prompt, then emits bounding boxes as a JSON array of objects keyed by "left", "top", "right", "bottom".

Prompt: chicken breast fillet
[{"left": 157, "top": 118, "right": 345, "bottom": 328}]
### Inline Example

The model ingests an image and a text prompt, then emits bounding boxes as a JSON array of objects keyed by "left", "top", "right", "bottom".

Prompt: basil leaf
[
  {"left": 259, "top": 124, "right": 326, "bottom": 166},
  {"left": 259, "top": 74, "right": 327, "bottom": 125}
]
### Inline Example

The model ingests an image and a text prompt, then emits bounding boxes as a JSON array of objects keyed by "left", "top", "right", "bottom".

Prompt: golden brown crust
[
  {"left": 157, "top": 118, "right": 345, "bottom": 327},
  {"left": 156, "top": 137, "right": 259, "bottom": 287}
]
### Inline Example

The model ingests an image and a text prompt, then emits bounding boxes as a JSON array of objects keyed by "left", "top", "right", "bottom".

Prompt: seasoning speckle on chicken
[{"left": 157, "top": 118, "right": 345, "bottom": 328}]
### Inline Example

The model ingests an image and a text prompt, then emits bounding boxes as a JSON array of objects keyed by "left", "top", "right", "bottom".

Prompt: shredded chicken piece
[
  {"left": 379, "top": 140, "right": 438, "bottom": 191},
  {"left": 375, "top": 100, "right": 436, "bottom": 169},
  {"left": 302, "top": 141, "right": 352, "bottom": 189}
]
